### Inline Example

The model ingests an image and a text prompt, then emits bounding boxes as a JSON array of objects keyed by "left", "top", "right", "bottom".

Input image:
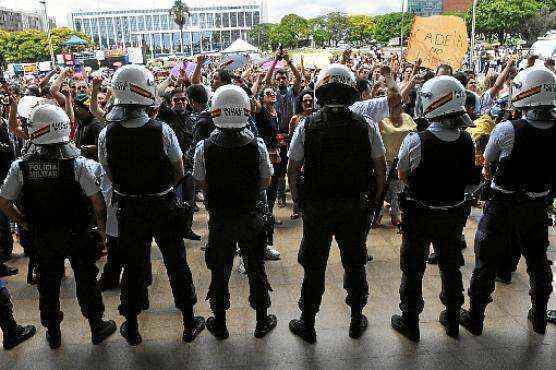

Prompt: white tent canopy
[{"left": 222, "top": 39, "right": 260, "bottom": 54}]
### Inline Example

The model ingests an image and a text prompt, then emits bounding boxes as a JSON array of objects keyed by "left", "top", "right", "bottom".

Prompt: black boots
[
  {"left": 459, "top": 307, "right": 484, "bottom": 336},
  {"left": 206, "top": 310, "right": 229, "bottom": 340},
  {"left": 254, "top": 314, "right": 277, "bottom": 338},
  {"left": 206, "top": 317, "right": 230, "bottom": 340},
  {"left": 3, "top": 325, "right": 36, "bottom": 350},
  {"left": 120, "top": 318, "right": 142, "bottom": 346},
  {"left": 439, "top": 310, "right": 459, "bottom": 338},
  {"left": 89, "top": 318, "right": 117, "bottom": 345},
  {"left": 349, "top": 314, "right": 369, "bottom": 339},
  {"left": 46, "top": 323, "right": 62, "bottom": 349},
  {"left": 391, "top": 313, "right": 420, "bottom": 342},
  {"left": 289, "top": 319, "right": 317, "bottom": 344},
  {"left": 528, "top": 309, "right": 547, "bottom": 335},
  {"left": 182, "top": 316, "right": 206, "bottom": 343}
]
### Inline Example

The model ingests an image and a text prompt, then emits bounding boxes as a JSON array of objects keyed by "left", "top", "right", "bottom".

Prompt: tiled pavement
[{"left": 0, "top": 204, "right": 554, "bottom": 369}]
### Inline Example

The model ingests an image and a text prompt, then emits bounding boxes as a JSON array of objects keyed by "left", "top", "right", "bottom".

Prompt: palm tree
[{"left": 170, "top": 0, "right": 190, "bottom": 54}]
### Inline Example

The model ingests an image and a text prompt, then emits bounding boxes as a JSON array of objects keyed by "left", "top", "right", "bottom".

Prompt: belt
[
  {"left": 406, "top": 197, "right": 468, "bottom": 211},
  {"left": 113, "top": 187, "right": 174, "bottom": 199},
  {"left": 490, "top": 182, "right": 550, "bottom": 199}
]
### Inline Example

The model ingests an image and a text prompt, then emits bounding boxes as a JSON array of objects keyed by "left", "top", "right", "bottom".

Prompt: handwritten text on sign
[{"left": 406, "top": 15, "right": 469, "bottom": 71}]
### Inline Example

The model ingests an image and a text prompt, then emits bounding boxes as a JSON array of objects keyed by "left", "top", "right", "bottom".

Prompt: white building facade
[{"left": 70, "top": 1, "right": 266, "bottom": 55}]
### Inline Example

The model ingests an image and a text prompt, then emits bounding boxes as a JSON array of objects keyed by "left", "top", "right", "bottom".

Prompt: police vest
[
  {"left": 204, "top": 130, "right": 260, "bottom": 213},
  {"left": 408, "top": 130, "right": 475, "bottom": 205},
  {"left": 105, "top": 119, "right": 174, "bottom": 195},
  {"left": 20, "top": 153, "right": 91, "bottom": 233},
  {"left": 494, "top": 119, "right": 555, "bottom": 194},
  {"left": 303, "top": 107, "right": 373, "bottom": 201}
]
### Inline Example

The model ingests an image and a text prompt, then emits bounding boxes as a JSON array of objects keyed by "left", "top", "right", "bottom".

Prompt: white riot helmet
[
  {"left": 110, "top": 65, "right": 157, "bottom": 107},
  {"left": 315, "top": 63, "right": 358, "bottom": 105},
  {"left": 510, "top": 67, "right": 556, "bottom": 108},
  {"left": 211, "top": 85, "right": 250, "bottom": 129},
  {"left": 420, "top": 76, "right": 467, "bottom": 119},
  {"left": 17, "top": 96, "right": 47, "bottom": 119},
  {"left": 27, "top": 104, "right": 71, "bottom": 145}
]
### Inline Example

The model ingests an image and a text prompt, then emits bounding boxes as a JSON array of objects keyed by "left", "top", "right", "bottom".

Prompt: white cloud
[{"left": 2, "top": 0, "right": 402, "bottom": 27}]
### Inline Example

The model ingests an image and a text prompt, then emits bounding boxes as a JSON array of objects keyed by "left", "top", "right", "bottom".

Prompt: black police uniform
[
  {"left": 104, "top": 119, "right": 197, "bottom": 334},
  {"left": 19, "top": 146, "right": 106, "bottom": 333},
  {"left": 396, "top": 130, "right": 476, "bottom": 339},
  {"left": 203, "top": 129, "right": 271, "bottom": 332},
  {"left": 465, "top": 119, "right": 554, "bottom": 333},
  {"left": 297, "top": 107, "right": 372, "bottom": 327}
]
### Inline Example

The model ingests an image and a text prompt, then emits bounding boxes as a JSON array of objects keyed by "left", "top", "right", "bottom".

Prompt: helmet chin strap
[
  {"left": 524, "top": 107, "right": 556, "bottom": 122},
  {"left": 432, "top": 112, "right": 473, "bottom": 129}
]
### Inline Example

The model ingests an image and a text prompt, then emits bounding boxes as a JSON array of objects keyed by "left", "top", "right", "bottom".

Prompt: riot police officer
[
  {"left": 287, "top": 64, "right": 387, "bottom": 343},
  {"left": 390, "top": 76, "right": 479, "bottom": 342},
  {"left": 192, "top": 85, "right": 276, "bottom": 340},
  {"left": 460, "top": 67, "right": 555, "bottom": 336},
  {"left": 98, "top": 65, "right": 204, "bottom": 346},
  {"left": 0, "top": 104, "right": 116, "bottom": 349}
]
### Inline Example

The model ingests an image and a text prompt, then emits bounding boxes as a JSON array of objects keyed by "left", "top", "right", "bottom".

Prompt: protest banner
[{"left": 406, "top": 15, "right": 469, "bottom": 71}]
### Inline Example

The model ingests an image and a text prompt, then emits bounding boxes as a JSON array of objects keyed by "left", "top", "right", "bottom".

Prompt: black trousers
[
  {"left": 35, "top": 229, "right": 105, "bottom": 327},
  {"left": 103, "top": 236, "right": 153, "bottom": 287},
  {"left": 0, "top": 211, "right": 13, "bottom": 261},
  {"left": 399, "top": 203, "right": 468, "bottom": 315},
  {"left": 176, "top": 173, "right": 195, "bottom": 233},
  {"left": 117, "top": 192, "right": 197, "bottom": 317},
  {"left": 298, "top": 199, "right": 369, "bottom": 316},
  {"left": 267, "top": 160, "right": 287, "bottom": 215},
  {"left": 468, "top": 197, "right": 553, "bottom": 312},
  {"left": 101, "top": 236, "right": 122, "bottom": 282},
  {"left": 205, "top": 211, "right": 271, "bottom": 312},
  {"left": 0, "top": 286, "right": 17, "bottom": 336}
]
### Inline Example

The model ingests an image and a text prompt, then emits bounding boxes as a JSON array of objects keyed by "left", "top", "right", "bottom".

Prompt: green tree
[
  {"left": 348, "top": 15, "right": 375, "bottom": 45},
  {"left": 325, "top": 12, "right": 349, "bottom": 47},
  {"left": 170, "top": 0, "right": 190, "bottom": 53},
  {"left": 309, "top": 16, "right": 331, "bottom": 47},
  {"left": 373, "top": 12, "right": 414, "bottom": 45},
  {"left": 4, "top": 30, "right": 48, "bottom": 62},
  {"left": 249, "top": 23, "right": 275, "bottom": 50},
  {"left": 469, "top": 0, "right": 544, "bottom": 42},
  {"left": 277, "top": 14, "right": 310, "bottom": 48},
  {"left": 49, "top": 27, "right": 93, "bottom": 54}
]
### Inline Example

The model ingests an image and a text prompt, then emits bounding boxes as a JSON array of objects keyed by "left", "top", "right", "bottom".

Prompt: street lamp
[
  {"left": 38, "top": 0, "right": 56, "bottom": 65},
  {"left": 470, "top": 0, "right": 478, "bottom": 72}
]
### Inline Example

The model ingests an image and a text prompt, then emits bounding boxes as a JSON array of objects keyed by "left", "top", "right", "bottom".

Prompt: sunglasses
[
  {"left": 173, "top": 97, "right": 187, "bottom": 102},
  {"left": 265, "top": 91, "right": 276, "bottom": 97}
]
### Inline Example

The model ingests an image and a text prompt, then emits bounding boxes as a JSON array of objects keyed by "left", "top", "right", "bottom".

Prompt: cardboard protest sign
[{"left": 406, "top": 15, "right": 469, "bottom": 71}]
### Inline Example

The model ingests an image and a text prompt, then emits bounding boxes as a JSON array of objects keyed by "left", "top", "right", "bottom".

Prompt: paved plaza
[{"left": 0, "top": 204, "right": 554, "bottom": 369}]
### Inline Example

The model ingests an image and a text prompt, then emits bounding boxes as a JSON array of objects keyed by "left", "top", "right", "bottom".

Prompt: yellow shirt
[
  {"left": 467, "top": 115, "right": 496, "bottom": 143},
  {"left": 380, "top": 113, "right": 417, "bottom": 163}
]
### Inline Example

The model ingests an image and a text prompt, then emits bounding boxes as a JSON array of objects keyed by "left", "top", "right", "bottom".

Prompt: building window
[{"left": 230, "top": 12, "right": 237, "bottom": 28}]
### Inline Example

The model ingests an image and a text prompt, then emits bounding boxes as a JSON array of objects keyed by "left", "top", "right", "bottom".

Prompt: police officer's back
[
  {"left": 193, "top": 85, "right": 277, "bottom": 340},
  {"left": 390, "top": 76, "right": 478, "bottom": 342},
  {"left": 98, "top": 65, "right": 204, "bottom": 346},
  {"left": 287, "top": 64, "right": 387, "bottom": 343},
  {"left": 0, "top": 104, "right": 116, "bottom": 349},
  {"left": 461, "top": 67, "right": 555, "bottom": 336}
]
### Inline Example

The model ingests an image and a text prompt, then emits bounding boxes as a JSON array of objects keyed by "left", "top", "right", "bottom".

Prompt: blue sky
[{"left": 5, "top": 0, "right": 403, "bottom": 26}]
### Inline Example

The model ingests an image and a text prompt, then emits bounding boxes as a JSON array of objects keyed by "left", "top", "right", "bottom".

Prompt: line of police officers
[{"left": 0, "top": 62, "right": 553, "bottom": 350}]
